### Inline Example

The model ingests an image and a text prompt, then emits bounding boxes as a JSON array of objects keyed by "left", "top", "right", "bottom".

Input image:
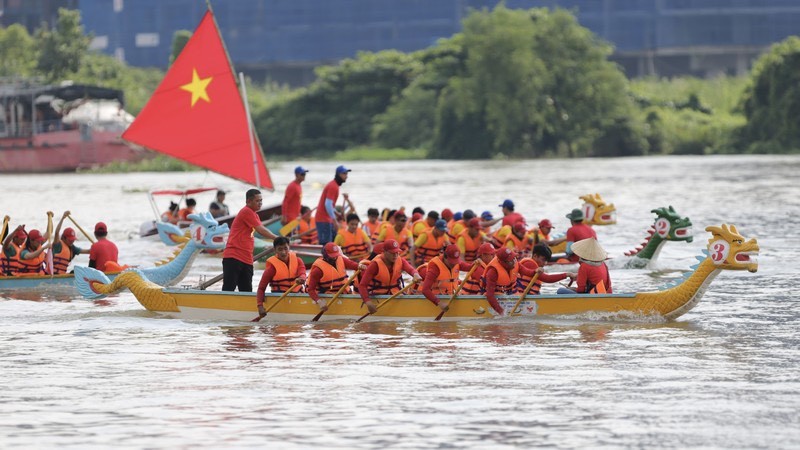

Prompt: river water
[{"left": 1, "top": 154, "right": 798, "bottom": 449}]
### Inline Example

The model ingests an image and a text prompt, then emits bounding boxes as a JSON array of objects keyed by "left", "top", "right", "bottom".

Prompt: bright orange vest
[
  {"left": 50, "top": 241, "right": 75, "bottom": 274},
  {"left": 382, "top": 226, "right": 411, "bottom": 256},
  {"left": 411, "top": 219, "right": 431, "bottom": 238},
  {"left": 514, "top": 258, "right": 542, "bottom": 295},
  {"left": 428, "top": 256, "right": 459, "bottom": 295},
  {"left": 504, "top": 233, "right": 530, "bottom": 258},
  {"left": 461, "top": 260, "right": 487, "bottom": 295},
  {"left": 363, "top": 220, "right": 382, "bottom": 244},
  {"left": 311, "top": 256, "right": 350, "bottom": 294},
  {"left": 368, "top": 254, "right": 403, "bottom": 295},
  {"left": 337, "top": 228, "right": 370, "bottom": 261},
  {"left": 481, "top": 257, "right": 518, "bottom": 295},
  {"left": 1, "top": 243, "right": 23, "bottom": 275},
  {"left": 414, "top": 230, "right": 447, "bottom": 266},
  {"left": 17, "top": 248, "right": 46, "bottom": 275},
  {"left": 298, "top": 218, "right": 318, "bottom": 244},
  {"left": 266, "top": 253, "right": 304, "bottom": 293},
  {"left": 458, "top": 230, "right": 482, "bottom": 263}
]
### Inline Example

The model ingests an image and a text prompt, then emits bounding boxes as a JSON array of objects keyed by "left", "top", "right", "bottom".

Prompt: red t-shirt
[
  {"left": 281, "top": 180, "right": 303, "bottom": 223},
  {"left": 89, "top": 238, "right": 118, "bottom": 272},
  {"left": 222, "top": 206, "right": 261, "bottom": 264},
  {"left": 315, "top": 180, "right": 339, "bottom": 224},
  {"left": 577, "top": 262, "right": 612, "bottom": 293},
  {"left": 502, "top": 212, "right": 526, "bottom": 227}
]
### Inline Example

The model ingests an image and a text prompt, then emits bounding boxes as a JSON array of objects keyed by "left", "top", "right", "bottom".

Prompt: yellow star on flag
[{"left": 180, "top": 68, "right": 213, "bottom": 107}]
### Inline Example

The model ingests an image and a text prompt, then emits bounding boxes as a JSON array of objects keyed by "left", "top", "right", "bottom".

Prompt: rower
[
  {"left": 49, "top": 211, "right": 86, "bottom": 274},
  {"left": 306, "top": 243, "right": 361, "bottom": 313},
  {"left": 420, "top": 244, "right": 472, "bottom": 313},
  {"left": 516, "top": 244, "right": 574, "bottom": 295},
  {"left": 461, "top": 243, "right": 496, "bottom": 295},
  {"left": 456, "top": 218, "right": 485, "bottom": 263},
  {"left": 481, "top": 247, "right": 537, "bottom": 315},
  {"left": 334, "top": 213, "right": 372, "bottom": 261},
  {"left": 363, "top": 208, "right": 382, "bottom": 244},
  {"left": 358, "top": 238, "right": 421, "bottom": 314},
  {"left": 411, "top": 210, "right": 439, "bottom": 239},
  {"left": 2, "top": 226, "right": 27, "bottom": 275},
  {"left": 557, "top": 238, "right": 611, "bottom": 294},
  {"left": 17, "top": 228, "right": 50, "bottom": 275},
  {"left": 256, "top": 236, "right": 306, "bottom": 316},
  {"left": 413, "top": 218, "right": 449, "bottom": 267},
  {"left": 376, "top": 211, "right": 414, "bottom": 263},
  {"left": 504, "top": 221, "right": 532, "bottom": 259}
]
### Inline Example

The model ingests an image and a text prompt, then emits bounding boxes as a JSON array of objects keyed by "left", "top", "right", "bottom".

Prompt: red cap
[
  {"left": 441, "top": 208, "right": 453, "bottom": 221},
  {"left": 467, "top": 217, "right": 481, "bottom": 229},
  {"left": 95, "top": 222, "right": 107, "bottom": 233},
  {"left": 62, "top": 227, "right": 77, "bottom": 241},
  {"left": 323, "top": 242, "right": 341, "bottom": 259},
  {"left": 383, "top": 239, "right": 402, "bottom": 254},
  {"left": 14, "top": 228, "right": 27, "bottom": 240},
  {"left": 538, "top": 219, "right": 553, "bottom": 229},
  {"left": 497, "top": 247, "right": 515, "bottom": 262},
  {"left": 411, "top": 212, "right": 423, "bottom": 222},
  {"left": 513, "top": 222, "right": 527, "bottom": 234},
  {"left": 27, "top": 229, "right": 45, "bottom": 243},
  {"left": 444, "top": 244, "right": 461, "bottom": 264},
  {"left": 478, "top": 243, "right": 496, "bottom": 255}
]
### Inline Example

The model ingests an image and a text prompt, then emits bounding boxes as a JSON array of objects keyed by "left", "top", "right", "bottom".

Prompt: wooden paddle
[
  {"left": 434, "top": 263, "right": 478, "bottom": 321},
  {"left": 251, "top": 278, "right": 302, "bottom": 322},
  {"left": 1, "top": 216, "right": 9, "bottom": 243},
  {"left": 355, "top": 281, "right": 417, "bottom": 323},
  {"left": 278, "top": 208, "right": 315, "bottom": 237},
  {"left": 45, "top": 211, "right": 54, "bottom": 276},
  {"left": 67, "top": 215, "right": 96, "bottom": 244},
  {"left": 311, "top": 268, "right": 361, "bottom": 322},
  {"left": 508, "top": 272, "right": 541, "bottom": 317},
  {"left": 197, "top": 245, "right": 275, "bottom": 290}
]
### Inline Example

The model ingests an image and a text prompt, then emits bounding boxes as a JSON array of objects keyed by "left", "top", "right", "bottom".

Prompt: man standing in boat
[
  {"left": 282, "top": 166, "right": 308, "bottom": 225},
  {"left": 209, "top": 190, "right": 230, "bottom": 218},
  {"left": 222, "top": 189, "right": 279, "bottom": 292},
  {"left": 315, "top": 165, "right": 350, "bottom": 246}
]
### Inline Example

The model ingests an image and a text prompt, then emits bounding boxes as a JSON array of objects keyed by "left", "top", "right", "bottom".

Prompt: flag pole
[{"left": 238, "top": 72, "right": 260, "bottom": 188}]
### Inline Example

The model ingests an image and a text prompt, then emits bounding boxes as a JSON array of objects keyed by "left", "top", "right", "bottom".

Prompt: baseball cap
[
  {"left": 27, "top": 229, "right": 45, "bottom": 243},
  {"left": 444, "top": 244, "right": 461, "bottom": 264},
  {"left": 538, "top": 219, "right": 554, "bottom": 229},
  {"left": 383, "top": 239, "right": 401, "bottom": 254},
  {"left": 499, "top": 199, "right": 515, "bottom": 209},
  {"left": 13, "top": 228, "right": 27, "bottom": 240},
  {"left": 323, "top": 242, "right": 341, "bottom": 259},
  {"left": 434, "top": 219, "right": 448, "bottom": 231},
  {"left": 335, "top": 165, "right": 351, "bottom": 175},
  {"left": 411, "top": 212, "right": 423, "bottom": 222},
  {"left": 295, "top": 166, "right": 309, "bottom": 175},
  {"left": 95, "top": 222, "right": 107, "bottom": 233},
  {"left": 478, "top": 243, "right": 496, "bottom": 255},
  {"left": 441, "top": 208, "right": 453, "bottom": 221},
  {"left": 467, "top": 218, "right": 481, "bottom": 229},
  {"left": 513, "top": 222, "right": 527, "bottom": 234},
  {"left": 62, "top": 227, "right": 77, "bottom": 241},
  {"left": 481, "top": 210, "right": 494, "bottom": 221},
  {"left": 497, "top": 247, "right": 515, "bottom": 262},
  {"left": 453, "top": 211, "right": 463, "bottom": 221}
]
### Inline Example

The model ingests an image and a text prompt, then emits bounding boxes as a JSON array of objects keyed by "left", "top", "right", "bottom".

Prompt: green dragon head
[
  {"left": 651, "top": 206, "right": 693, "bottom": 243},
  {"left": 705, "top": 224, "right": 759, "bottom": 273},
  {"left": 579, "top": 193, "right": 616, "bottom": 225}
]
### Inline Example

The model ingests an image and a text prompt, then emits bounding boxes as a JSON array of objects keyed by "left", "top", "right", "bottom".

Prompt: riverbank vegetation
[{"left": 2, "top": 6, "right": 798, "bottom": 169}]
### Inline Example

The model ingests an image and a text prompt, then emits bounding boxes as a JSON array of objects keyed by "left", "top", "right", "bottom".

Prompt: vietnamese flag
[{"left": 122, "top": 10, "right": 273, "bottom": 190}]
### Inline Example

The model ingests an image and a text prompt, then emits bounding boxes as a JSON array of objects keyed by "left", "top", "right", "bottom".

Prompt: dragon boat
[
  {"left": 73, "top": 224, "right": 757, "bottom": 322},
  {"left": 547, "top": 193, "right": 616, "bottom": 253},
  {"left": 0, "top": 212, "right": 230, "bottom": 293}
]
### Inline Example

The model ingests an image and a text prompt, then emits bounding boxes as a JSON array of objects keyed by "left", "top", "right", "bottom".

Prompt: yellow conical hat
[{"left": 571, "top": 238, "right": 607, "bottom": 262}]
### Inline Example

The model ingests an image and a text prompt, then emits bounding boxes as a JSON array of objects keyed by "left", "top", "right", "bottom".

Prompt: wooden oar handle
[
  {"left": 355, "top": 281, "right": 417, "bottom": 323},
  {"left": 312, "top": 268, "right": 362, "bottom": 322},
  {"left": 508, "top": 272, "right": 541, "bottom": 317},
  {"left": 436, "top": 263, "right": 479, "bottom": 321},
  {"left": 67, "top": 215, "right": 96, "bottom": 244},
  {"left": 252, "top": 279, "right": 303, "bottom": 322}
]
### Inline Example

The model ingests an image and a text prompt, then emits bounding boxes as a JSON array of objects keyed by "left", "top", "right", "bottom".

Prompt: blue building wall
[{"left": 75, "top": 0, "right": 800, "bottom": 82}]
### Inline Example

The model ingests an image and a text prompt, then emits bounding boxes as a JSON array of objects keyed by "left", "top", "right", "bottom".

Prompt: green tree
[
  {"left": 170, "top": 30, "right": 192, "bottom": 65},
  {"left": 35, "top": 8, "right": 91, "bottom": 82},
  {"left": 0, "top": 24, "right": 37, "bottom": 77},
  {"left": 740, "top": 36, "right": 800, "bottom": 152}
]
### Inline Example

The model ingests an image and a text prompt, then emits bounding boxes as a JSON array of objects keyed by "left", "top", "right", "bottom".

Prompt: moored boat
[{"left": 74, "top": 223, "right": 758, "bottom": 322}]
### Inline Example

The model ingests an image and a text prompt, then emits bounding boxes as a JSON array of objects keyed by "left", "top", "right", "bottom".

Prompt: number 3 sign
[{"left": 709, "top": 239, "right": 730, "bottom": 264}]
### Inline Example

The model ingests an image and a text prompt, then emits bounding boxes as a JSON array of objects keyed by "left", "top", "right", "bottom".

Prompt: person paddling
[
  {"left": 256, "top": 236, "right": 306, "bottom": 317},
  {"left": 17, "top": 229, "right": 50, "bottom": 275},
  {"left": 2, "top": 225, "right": 27, "bottom": 275},
  {"left": 358, "top": 239, "right": 421, "bottom": 314},
  {"left": 557, "top": 238, "right": 612, "bottom": 294},
  {"left": 49, "top": 211, "right": 86, "bottom": 274},
  {"left": 482, "top": 247, "right": 537, "bottom": 315},
  {"left": 306, "top": 243, "right": 362, "bottom": 314},
  {"left": 334, "top": 213, "right": 372, "bottom": 261},
  {"left": 419, "top": 244, "right": 472, "bottom": 313},
  {"left": 461, "top": 243, "right": 496, "bottom": 295}
]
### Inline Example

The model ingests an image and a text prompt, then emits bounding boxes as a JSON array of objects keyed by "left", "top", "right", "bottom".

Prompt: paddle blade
[
  {"left": 311, "top": 310, "right": 325, "bottom": 322},
  {"left": 279, "top": 218, "right": 300, "bottom": 236}
]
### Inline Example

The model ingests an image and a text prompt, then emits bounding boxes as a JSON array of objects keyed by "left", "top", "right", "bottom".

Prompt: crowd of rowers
[{"left": 255, "top": 197, "right": 612, "bottom": 319}]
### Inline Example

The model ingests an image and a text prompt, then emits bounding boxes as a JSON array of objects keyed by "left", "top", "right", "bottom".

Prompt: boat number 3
[
  {"left": 655, "top": 217, "right": 670, "bottom": 238},
  {"left": 709, "top": 239, "right": 730, "bottom": 264},
  {"left": 582, "top": 203, "right": 595, "bottom": 222}
]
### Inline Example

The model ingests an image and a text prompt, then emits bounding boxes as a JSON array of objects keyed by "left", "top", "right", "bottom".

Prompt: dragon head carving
[
  {"left": 579, "top": 193, "right": 616, "bottom": 225},
  {"left": 157, "top": 212, "right": 229, "bottom": 249},
  {"left": 651, "top": 206, "right": 693, "bottom": 242},
  {"left": 705, "top": 224, "right": 759, "bottom": 273}
]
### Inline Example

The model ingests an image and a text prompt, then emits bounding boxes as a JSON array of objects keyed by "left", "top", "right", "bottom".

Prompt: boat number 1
[
  {"left": 655, "top": 218, "right": 670, "bottom": 238},
  {"left": 582, "top": 203, "right": 595, "bottom": 222},
  {"left": 709, "top": 239, "right": 729, "bottom": 264}
]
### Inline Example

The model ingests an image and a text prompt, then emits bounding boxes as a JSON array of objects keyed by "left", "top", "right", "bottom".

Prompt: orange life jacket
[
  {"left": 266, "top": 252, "right": 304, "bottom": 293},
  {"left": 411, "top": 219, "right": 431, "bottom": 239},
  {"left": 504, "top": 233, "right": 530, "bottom": 258},
  {"left": 514, "top": 258, "right": 542, "bottom": 295},
  {"left": 16, "top": 248, "right": 46, "bottom": 275},
  {"left": 447, "top": 219, "right": 465, "bottom": 240},
  {"left": 461, "top": 260, "right": 487, "bottom": 295},
  {"left": 1, "top": 243, "right": 24, "bottom": 275},
  {"left": 530, "top": 228, "right": 550, "bottom": 245},
  {"left": 337, "top": 228, "right": 370, "bottom": 261},
  {"left": 161, "top": 211, "right": 179, "bottom": 224},
  {"left": 177, "top": 208, "right": 194, "bottom": 221},
  {"left": 311, "top": 256, "right": 350, "bottom": 294},
  {"left": 382, "top": 226, "right": 411, "bottom": 257},
  {"left": 427, "top": 256, "right": 459, "bottom": 295},
  {"left": 298, "top": 218, "right": 318, "bottom": 244},
  {"left": 363, "top": 220, "right": 382, "bottom": 244},
  {"left": 458, "top": 230, "right": 482, "bottom": 263},
  {"left": 50, "top": 240, "right": 76, "bottom": 274},
  {"left": 368, "top": 254, "right": 403, "bottom": 295},
  {"left": 481, "top": 257, "right": 518, "bottom": 295},
  {"left": 414, "top": 230, "right": 447, "bottom": 266}
]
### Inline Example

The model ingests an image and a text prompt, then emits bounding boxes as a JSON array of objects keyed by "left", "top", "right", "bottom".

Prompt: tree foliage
[
  {"left": 35, "top": 8, "right": 91, "bottom": 82},
  {"left": 0, "top": 24, "right": 37, "bottom": 77}
]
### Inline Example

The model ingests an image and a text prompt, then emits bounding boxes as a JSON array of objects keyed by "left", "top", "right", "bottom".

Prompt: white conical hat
[{"left": 571, "top": 238, "right": 607, "bottom": 262}]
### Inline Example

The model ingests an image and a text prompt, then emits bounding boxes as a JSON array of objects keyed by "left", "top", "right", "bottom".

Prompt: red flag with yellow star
[{"left": 122, "top": 10, "right": 273, "bottom": 190}]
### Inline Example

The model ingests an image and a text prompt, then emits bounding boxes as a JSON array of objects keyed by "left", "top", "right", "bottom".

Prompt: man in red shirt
[
  {"left": 482, "top": 199, "right": 526, "bottom": 230},
  {"left": 281, "top": 166, "right": 308, "bottom": 225},
  {"left": 315, "top": 165, "right": 350, "bottom": 246},
  {"left": 222, "top": 189, "right": 280, "bottom": 292},
  {"left": 483, "top": 247, "right": 538, "bottom": 315},
  {"left": 557, "top": 238, "right": 611, "bottom": 294},
  {"left": 306, "top": 242, "right": 362, "bottom": 313},
  {"left": 563, "top": 208, "right": 597, "bottom": 262},
  {"left": 420, "top": 244, "right": 472, "bottom": 313},
  {"left": 358, "top": 238, "right": 421, "bottom": 314},
  {"left": 89, "top": 222, "right": 118, "bottom": 273}
]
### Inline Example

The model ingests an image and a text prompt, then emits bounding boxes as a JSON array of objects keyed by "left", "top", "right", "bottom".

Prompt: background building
[{"left": 4, "top": 0, "right": 800, "bottom": 85}]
